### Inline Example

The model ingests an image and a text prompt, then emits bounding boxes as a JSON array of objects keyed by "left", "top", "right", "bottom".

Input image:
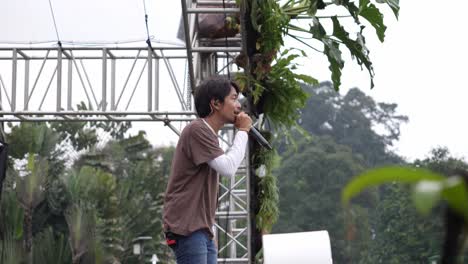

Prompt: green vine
[
  {"left": 236, "top": 0, "right": 400, "bottom": 129},
  {"left": 252, "top": 136, "right": 281, "bottom": 232},
  {"left": 263, "top": 49, "right": 317, "bottom": 127}
]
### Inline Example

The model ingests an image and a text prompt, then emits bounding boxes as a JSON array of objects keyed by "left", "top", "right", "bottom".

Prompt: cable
[
  {"left": 142, "top": 0, "right": 154, "bottom": 52},
  {"left": 142, "top": 0, "right": 151, "bottom": 46},
  {"left": 47, "top": 0, "right": 62, "bottom": 47}
]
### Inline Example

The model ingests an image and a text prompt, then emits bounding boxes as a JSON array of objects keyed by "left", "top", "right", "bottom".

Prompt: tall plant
[
  {"left": 64, "top": 165, "right": 112, "bottom": 264},
  {"left": 0, "top": 191, "right": 25, "bottom": 264},
  {"left": 68, "top": 133, "right": 171, "bottom": 263},
  {"left": 16, "top": 154, "right": 48, "bottom": 264},
  {"left": 234, "top": 1, "right": 400, "bottom": 259},
  {"left": 237, "top": 0, "right": 400, "bottom": 130}
]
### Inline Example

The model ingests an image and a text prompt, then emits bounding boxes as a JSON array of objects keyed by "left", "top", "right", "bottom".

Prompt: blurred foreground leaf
[{"left": 342, "top": 166, "right": 444, "bottom": 205}]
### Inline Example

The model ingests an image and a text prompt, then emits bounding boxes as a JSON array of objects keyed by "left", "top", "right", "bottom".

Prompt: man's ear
[{"left": 210, "top": 99, "right": 220, "bottom": 110}]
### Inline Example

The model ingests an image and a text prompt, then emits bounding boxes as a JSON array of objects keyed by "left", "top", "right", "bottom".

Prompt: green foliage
[
  {"left": 298, "top": 82, "right": 407, "bottom": 166},
  {"left": 332, "top": 16, "right": 375, "bottom": 88},
  {"left": 68, "top": 132, "right": 173, "bottom": 263},
  {"left": 257, "top": 175, "right": 279, "bottom": 232},
  {"left": 16, "top": 155, "right": 48, "bottom": 209},
  {"left": 274, "top": 135, "right": 370, "bottom": 262},
  {"left": 241, "top": 2, "right": 401, "bottom": 241},
  {"left": 363, "top": 183, "right": 444, "bottom": 263},
  {"left": 46, "top": 176, "right": 70, "bottom": 215},
  {"left": 51, "top": 121, "right": 98, "bottom": 152},
  {"left": 343, "top": 167, "right": 468, "bottom": 226},
  {"left": 274, "top": 83, "right": 408, "bottom": 261},
  {"left": 250, "top": 0, "right": 289, "bottom": 54},
  {"left": 343, "top": 148, "right": 468, "bottom": 263},
  {"left": 0, "top": 232, "right": 24, "bottom": 264},
  {"left": 0, "top": 191, "right": 24, "bottom": 240},
  {"left": 1, "top": 120, "right": 174, "bottom": 263},
  {"left": 359, "top": 0, "right": 387, "bottom": 41},
  {"left": 262, "top": 49, "right": 316, "bottom": 128},
  {"left": 323, "top": 38, "right": 344, "bottom": 90},
  {"left": 7, "top": 123, "right": 60, "bottom": 159},
  {"left": 342, "top": 166, "right": 445, "bottom": 205},
  {"left": 65, "top": 204, "right": 98, "bottom": 264},
  {"left": 91, "top": 121, "right": 132, "bottom": 141},
  {"left": 253, "top": 147, "right": 280, "bottom": 232},
  {"left": 33, "top": 227, "right": 72, "bottom": 264},
  {"left": 244, "top": 0, "right": 401, "bottom": 98},
  {"left": 50, "top": 102, "right": 132, "bottom": 151},
  {"left": 376, "top": 0, "right": 400, "bottom": 19}
]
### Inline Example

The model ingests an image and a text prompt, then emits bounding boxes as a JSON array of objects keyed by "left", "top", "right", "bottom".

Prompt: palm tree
[
  {"left": 73, "top": 133, "right": 172, "bottom": 263},
  {"left": 0, "top": 191, "right": 25, "bottom": 264},
  {"left": 63, "top": 167, "right": 105, "bottom": 264},
  {"left": 5, "top": 123, "right": 65, "bottom": 263},
  {"left": 16, "top": 154, "right": 48, "bottom": 264},
  {"left": 33, "top": 227, "right": 72, "bottom": 264},
  {"left": 65, "top": 204, "right": 98, "bottom": 264},
  {"left": 1, "top": 121, "right": 174, "bottom": 263}
]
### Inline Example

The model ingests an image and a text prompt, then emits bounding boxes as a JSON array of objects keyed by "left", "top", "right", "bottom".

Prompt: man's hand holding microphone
[
  {"left": 235, "top": 112, "right": 252, "bottom": 132},
  {"left": 234, "top": 112, "right": 273, "bottom": 150}
]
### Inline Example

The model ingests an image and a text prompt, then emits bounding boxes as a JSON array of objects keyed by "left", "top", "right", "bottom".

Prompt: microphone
[
  {"left": 249, "top": 126, "right": 273, "bottom": 150},
  {"left": 237, "top": 96, "right": 273, "bottom": 150}
]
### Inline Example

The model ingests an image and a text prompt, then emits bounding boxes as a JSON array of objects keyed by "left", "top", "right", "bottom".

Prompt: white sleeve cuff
[{"left": 208, "top": 131, "right": 248, "bottom": 177}]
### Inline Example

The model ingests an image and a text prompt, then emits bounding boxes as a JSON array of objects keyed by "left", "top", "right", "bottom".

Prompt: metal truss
[
  {"left": 180, "top": 1, "right": 250, "bottom": 262},
  {"left": 0, "top": 0, "right": 251, "bottom": 262}
]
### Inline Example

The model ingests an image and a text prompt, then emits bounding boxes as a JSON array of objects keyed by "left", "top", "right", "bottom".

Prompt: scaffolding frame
[{"left": 0, "top": 0, "right": 251, "bottom": 263}]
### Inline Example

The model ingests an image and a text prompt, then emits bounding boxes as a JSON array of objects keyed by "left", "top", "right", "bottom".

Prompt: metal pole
[
  {"left": 147, "top": 47, "right": 153, "bottom": 112},
  {"left": 230, "top": 131, "right": 237, "bottom": 259},
  {"left": 12, "top": 49, "right": 17, "bottom": 111},
  {"left": 186, "top": 59, "right": 192, "bottom": 111},
  {"left": 246, "top": 146, "right": 252, "bottom": 264},
  {"left": 155, "top": 58, "right": 159, "bottom": 111},
  {"left": 57, "top": 47, "right": 62, "bottom": 111},
  {"left": 102, "top": 48, "right": 107, "bottom": 111},
  {"left": 111, "top": 58, "right": 116, "bottom": 110},
  {"left": 67, "top": 59, "right": 73, "bottom": 110},
  {"left": 24, "top": 59, "right": 30, "bottom": 110},
  {"left": 180, "top": 0, "right": 196, "bottom": 91}
]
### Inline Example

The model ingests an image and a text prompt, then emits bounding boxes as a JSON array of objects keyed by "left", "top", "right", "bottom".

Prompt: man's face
[{"left": 218, "top": 86, "right": 241, "bottom": 124}]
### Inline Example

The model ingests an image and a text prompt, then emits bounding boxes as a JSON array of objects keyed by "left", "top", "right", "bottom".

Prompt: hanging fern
[{"left": 253, "top": 140, "right": 281, "bottom": 232}]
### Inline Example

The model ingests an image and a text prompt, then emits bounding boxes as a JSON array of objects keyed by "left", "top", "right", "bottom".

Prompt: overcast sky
[
  {"left": 336, "top": 1, "right": 468, "bottom": 161},
  {"left": 0, "top": 0, "right": 467, "bottom": 162}
]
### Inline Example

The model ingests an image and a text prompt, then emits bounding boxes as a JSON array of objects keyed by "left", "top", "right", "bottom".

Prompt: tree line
[
  {"left": 273, "top": 82, "right": 468, "bottom": 263},
  {"left": 0, "top": 119, "right": 175, "bottom": 263},
  {"left": 1, "top": 81, "right": 465, "bottom": 263}
]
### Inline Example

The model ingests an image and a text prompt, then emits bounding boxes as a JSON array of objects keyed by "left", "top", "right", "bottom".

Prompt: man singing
[{"left": 163, "top": 77, "right": 252, "bottom": 264}]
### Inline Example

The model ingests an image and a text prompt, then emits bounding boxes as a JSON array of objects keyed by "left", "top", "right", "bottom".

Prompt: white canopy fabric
[{"left": 0, "top": 0, "right": 184, "bottom": 46}]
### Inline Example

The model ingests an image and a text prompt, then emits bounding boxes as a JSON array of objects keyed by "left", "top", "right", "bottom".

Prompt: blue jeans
[{"left": 169, "top": 230, "right": 217, "bottom": 264}]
